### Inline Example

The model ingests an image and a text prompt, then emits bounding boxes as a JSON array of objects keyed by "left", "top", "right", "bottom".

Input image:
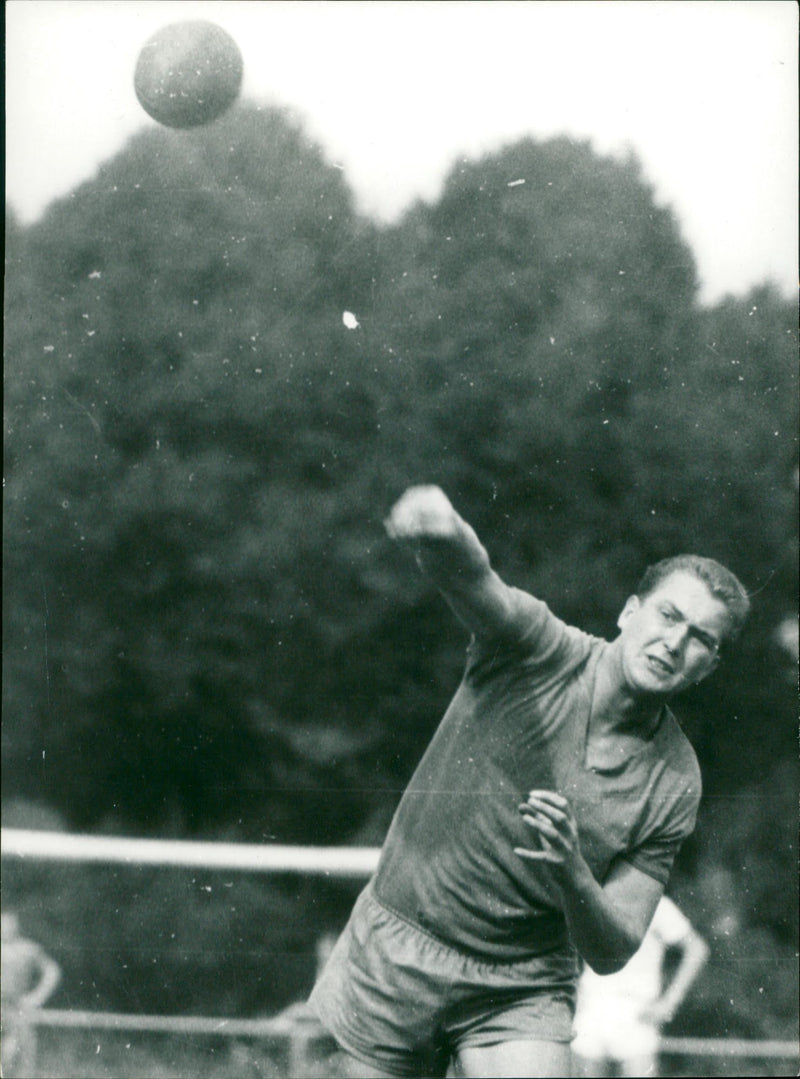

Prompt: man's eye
[{"left": 660, "top": 608, "right": 678, "bottom": 622}]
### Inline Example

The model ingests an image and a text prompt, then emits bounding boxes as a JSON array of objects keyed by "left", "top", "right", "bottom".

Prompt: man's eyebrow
[
  {"left": 686, "top": 619, "right": 720, "bottom": 649},
  {"left": 661, "top": 600, "right": 720, "bottom": 648}
]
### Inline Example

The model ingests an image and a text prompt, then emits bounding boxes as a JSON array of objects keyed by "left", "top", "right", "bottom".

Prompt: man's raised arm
[{"left": 384, "top": 486, "right": 517, "bottom": 637}]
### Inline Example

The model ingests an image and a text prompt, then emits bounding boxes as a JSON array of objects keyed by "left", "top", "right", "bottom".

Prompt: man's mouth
[{"left": 646, "top": 654, "right": 675, "bottom": 676}]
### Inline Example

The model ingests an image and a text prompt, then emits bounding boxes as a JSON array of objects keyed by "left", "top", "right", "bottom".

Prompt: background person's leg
[
  {"left": 1, "top": 1016, "right": 38, "bottom": 1079},
  {"left": 571, "top": 1051, "right": 612, "bottom": 1077},
  {"left": 619, "top": 1051, "right": 659, "bottom": 1077},
  {"left": 452, "top": 1038, "right": 572, "bottom": 1078}
]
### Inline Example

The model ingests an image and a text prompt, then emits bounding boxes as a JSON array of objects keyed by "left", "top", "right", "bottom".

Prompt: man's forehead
[{"left": 645, "top": 570, "right": 718, "bottom": 603}]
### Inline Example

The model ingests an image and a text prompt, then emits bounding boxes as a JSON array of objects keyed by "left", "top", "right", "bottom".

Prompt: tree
[
  {"left": 4, "top": 104, "right": 381, "bottom": 833},
  {"left": 618, "top": 284, "right": 798, "bottom": 792}
]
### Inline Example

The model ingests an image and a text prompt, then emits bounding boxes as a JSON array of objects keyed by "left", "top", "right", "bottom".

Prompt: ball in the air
[{"left": 134, "top": 20, "right": 243, "bottom": 129}]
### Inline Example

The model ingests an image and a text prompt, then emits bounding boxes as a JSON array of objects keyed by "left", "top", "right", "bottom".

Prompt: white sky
[{"left": 5, "top": 0, "right": 798, "bottom": 303}]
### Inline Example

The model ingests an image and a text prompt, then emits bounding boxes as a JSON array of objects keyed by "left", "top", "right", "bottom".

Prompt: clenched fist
[{"left": 384, "top": 486, "right": 460, "bottom": 542}]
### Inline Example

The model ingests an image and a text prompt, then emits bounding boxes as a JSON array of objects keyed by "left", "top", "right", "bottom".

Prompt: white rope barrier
[
  {"left": 659, "top": 1035, "right": 798, "bottom": 1060},
  {"left": 23, "top": 1009, "right": 799, "bottom": 1061},
  {"left": 28, "top": 1008, "right": 310, "bottom": 1037},
  {"left": 1, "top": 828, "right": 380, "bottom": 877},
  {"left": 25, "top": 1007, "right": 335, "bottom": 1078}
]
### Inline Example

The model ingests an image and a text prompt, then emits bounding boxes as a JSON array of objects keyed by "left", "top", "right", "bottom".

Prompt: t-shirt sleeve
[
  {"left": 472, "top": 586, "right": 593, "bottom": 672},
  {"left": 620, "top": 770, "right": 702, "bottom": 885}
]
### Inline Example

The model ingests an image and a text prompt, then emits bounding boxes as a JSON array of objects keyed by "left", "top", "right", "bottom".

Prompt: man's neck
[{"left": 592, "top": 643, "right": 665, "bottom": 733}]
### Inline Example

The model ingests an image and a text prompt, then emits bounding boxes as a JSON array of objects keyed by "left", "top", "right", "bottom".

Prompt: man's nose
[{"left": 664, "top": 624, "right": 688, "bottom": 654}]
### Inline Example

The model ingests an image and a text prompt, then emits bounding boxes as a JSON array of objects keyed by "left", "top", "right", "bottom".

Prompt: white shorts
[{"left": 572, "top": 997, "right": 659, "bottom": 1062}]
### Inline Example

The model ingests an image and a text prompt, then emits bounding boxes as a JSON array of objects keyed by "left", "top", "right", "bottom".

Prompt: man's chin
[{"left": 630, "top": 662, "right": 679, "bottom": 697}]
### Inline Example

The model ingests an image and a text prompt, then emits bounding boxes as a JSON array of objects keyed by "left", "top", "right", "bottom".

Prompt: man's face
[{"left": 617, "top": 571, "right": 732, "bottom": 697}]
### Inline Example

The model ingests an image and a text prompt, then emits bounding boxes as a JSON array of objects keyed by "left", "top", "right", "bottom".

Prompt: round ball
[{"left": 134, "top": 21, "right": 243, "bottom": 129}]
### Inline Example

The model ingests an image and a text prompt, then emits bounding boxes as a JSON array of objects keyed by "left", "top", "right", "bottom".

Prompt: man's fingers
[
  {"left": 385, "top": 517, "right": 410, "bottom": 539},
  {"left": 385, "top": 486, "right": 458, "bottom": 540},
  {"left": 524, "top": 790, "right": 568, "bottom": 809},
  {"left": 519, "top": 800, "right": 567, "bottom": 827},
  {"left": 514, "top": 847, "right": 561, "bottom": 863},
  {"left": 519, "top": 805, "right": 559, "bottom": 829},
  {"left": 520, "top": 813, "right": 562, "bottom": 848}
]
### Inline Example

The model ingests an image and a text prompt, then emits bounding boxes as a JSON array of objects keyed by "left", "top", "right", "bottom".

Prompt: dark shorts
[{"left": 308, "top": 882, "right": 579, "bottom": 1078}]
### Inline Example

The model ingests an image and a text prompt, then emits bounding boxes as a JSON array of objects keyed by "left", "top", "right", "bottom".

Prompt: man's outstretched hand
[
  {"left": 384, "top": 485, "right": 460, "bottom": 542},
  {"left": 383, "top": 484, "right": 509, "bottom": 638}
]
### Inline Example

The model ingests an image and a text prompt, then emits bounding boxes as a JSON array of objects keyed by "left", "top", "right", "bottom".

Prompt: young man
[{"left": 309, "top": 486, "right": 749, "bottom": 1079}]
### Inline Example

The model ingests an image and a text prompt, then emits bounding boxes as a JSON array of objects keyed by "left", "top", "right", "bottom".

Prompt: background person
[
  {"left": 1, "top": 912, "right": 61, "bottom": 1079},
  {"left": 572, "top": 895, "right": 709, "bottom": 1077}
]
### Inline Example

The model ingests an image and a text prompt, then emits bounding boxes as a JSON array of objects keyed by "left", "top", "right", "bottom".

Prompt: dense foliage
[{"left": 4, "top": 104, "right": 797, "bottom": 1029}]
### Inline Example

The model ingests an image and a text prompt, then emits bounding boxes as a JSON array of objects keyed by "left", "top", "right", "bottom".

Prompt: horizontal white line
[
  {"left": 23, "top": 1009, "right": 800, "bottom": 1058},
  {"left": 1, "top": 828, "right": 380, "bottom": 877}
]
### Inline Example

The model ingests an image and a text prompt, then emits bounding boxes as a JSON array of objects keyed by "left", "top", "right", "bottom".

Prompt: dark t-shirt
[{"left": 374, "top": 589, "right": 701, "bottom": 960}]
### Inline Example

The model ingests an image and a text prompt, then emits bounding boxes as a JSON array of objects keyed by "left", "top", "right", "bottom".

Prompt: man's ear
[{"left": 617, "top": 594, "right": 640, "bottom": 631}]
